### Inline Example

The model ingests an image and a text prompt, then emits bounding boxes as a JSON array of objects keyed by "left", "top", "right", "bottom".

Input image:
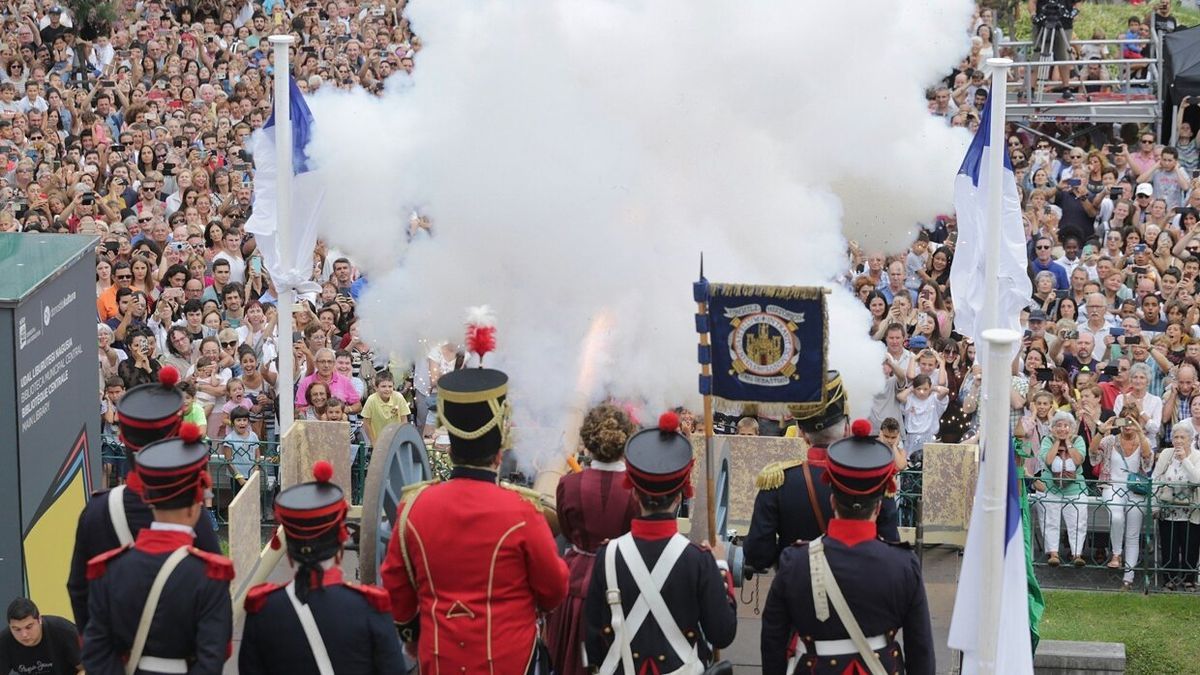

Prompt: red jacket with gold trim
[{"left": 380, "top": 467, "right": 568, "bottom": 674}]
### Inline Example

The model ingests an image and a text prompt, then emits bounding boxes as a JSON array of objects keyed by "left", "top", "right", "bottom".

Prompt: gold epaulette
[
  {"left": 400, "top": 480, "right": 436, "bottom": 499},
  {"left": 500, "top": 481, "right": 549, "bottom": 509},
  {"left": 755, "top": 459, "right": 805, "bottom": 490}
]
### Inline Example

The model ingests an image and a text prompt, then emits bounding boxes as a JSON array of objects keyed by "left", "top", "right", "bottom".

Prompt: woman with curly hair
[{"left": 546, "top": 403, "right": 640, "bottom": 675}]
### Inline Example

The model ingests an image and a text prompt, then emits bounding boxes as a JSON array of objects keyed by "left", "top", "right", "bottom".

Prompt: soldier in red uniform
[
  {"left": 380, "top": 367, "right": 569, "bottom": 674},
  {"left": 547, "top": 403, "right": 640, "bottom": 675},
  {"left": 68, "top": 366, "right": 222, "bottom": 631},
  {"left": 81, "top": 423, "right": 234, "bottom": 675},
  {"left": 240, "top": 461, "right": 404, "bottom": 675}
]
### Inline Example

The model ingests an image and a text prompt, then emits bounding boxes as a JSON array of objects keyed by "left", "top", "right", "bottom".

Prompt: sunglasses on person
[
  {"left": 1036, "top": 244, "right": 1052, "bottom": 250},
  {"left": 115, "top": 273, "right": 132, "bottom": 280},
  {"left": 1142, "top": 137, "right": 1155, "bottom": 144},
  {"left": 221, "top": 340, "right": 237, "bottom": 347}
]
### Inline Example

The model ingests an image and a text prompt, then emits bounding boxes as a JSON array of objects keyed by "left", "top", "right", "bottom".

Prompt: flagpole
[
  {"left": 270, "top": 34, "right": 297, "bottom": 436},
  {"left": 977, "top": 56, "right": 1015, "bottom": 675}
]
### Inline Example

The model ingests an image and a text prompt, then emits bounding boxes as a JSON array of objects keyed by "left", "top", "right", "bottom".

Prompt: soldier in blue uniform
[
  {"left": 743, "top": 372, "right": 847, "bottom": 572},
  {"left": 760, "top": 419, "right": 934, "bottom": 675},
  {"left": 81, "top": 424, "right": 235, "bottom": 675},
  {"left": 240, "top": 461, "right": 404, "bottom": 675},
  {"left": 583, "top": 411, "right": 737, "bottom": 674},
  {"left": 67, "top": 366, "right": 222, "bottom": 631}
]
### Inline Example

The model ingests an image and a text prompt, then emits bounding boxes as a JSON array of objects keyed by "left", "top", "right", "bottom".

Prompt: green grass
[
  {"left": 1040, "top": 589, "right": 1200, "bottom": 675},
  {"left": 1010, "top": 2, "right": 1200, "bottom": 42}
]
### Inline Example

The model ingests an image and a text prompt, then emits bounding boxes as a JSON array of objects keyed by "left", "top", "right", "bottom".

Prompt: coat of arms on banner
[
  {"left": 701, "top": 283, "right": 828, "bottom": 409},
  {"left": 723, "top": 303, "right": 804, "bottom": 386}
]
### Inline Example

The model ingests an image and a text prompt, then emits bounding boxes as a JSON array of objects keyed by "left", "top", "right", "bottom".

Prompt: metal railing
[
  {"left": 101, "top": 434, "right": 372, "bottom": 527},
  {"left": 997, "top": 36, "right": 1161, "bottom": 122},
  {"left": 1027, "top": 477, "right": 1200, "bottom": 593}
]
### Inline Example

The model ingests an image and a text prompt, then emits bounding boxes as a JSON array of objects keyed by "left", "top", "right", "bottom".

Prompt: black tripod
[{"left": 1034, "top": 19, "right": 1075, "bottom": 100}]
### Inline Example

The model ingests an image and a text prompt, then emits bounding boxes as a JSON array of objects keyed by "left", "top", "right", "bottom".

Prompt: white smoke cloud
[{"left": 304, "top": 0, "right": 974, "bottom": 465}]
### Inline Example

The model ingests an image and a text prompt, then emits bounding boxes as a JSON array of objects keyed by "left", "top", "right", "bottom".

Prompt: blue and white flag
[
  {"left": 948, "top": 96, "right": 1031, "bottom": 345},
  {"left": 947, "top": 438, "right": 1034, "bottom": 674},
  {"left": 245, "top": 77, "right": 325, "bottom": 292}
]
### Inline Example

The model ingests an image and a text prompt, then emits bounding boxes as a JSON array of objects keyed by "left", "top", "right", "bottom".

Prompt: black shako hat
[
  {"left": 824, "top": 419, "right": 898, "bottom": 497},
  {"left": 116, "top": 365, "right": 184, "bottom": 453},
  {"left": 273, "top": 460, "right": 347, "bottom": 557},
  {"left": 624, "top": 411, "right": 696, "bottom": 497},
  {"left": 272, "top": 461, "right": 349, "bottom": 602},
  {"left": 437, "top": 368, "right": 509, "bottom": 461},
  {"left": 133, "top": 422, "right": 211, "bottom": 509},
  {"left": 789, "top": 370, "right": 848, "bottom": 432}
]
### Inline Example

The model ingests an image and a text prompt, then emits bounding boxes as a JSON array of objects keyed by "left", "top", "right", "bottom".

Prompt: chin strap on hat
[{"left": 439, "top": 398, "right": 512, "bottom": 446}]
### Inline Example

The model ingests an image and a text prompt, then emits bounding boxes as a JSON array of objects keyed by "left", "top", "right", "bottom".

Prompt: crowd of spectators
[
  {"left": 0, "top": 0, "right": 1177, "bottom": 586},
  {"left": 0, "top": 0, "right": 432, "bottom": 493},
  {"left": 847, "top": 3, "right": 1200, "bottom": 590}
]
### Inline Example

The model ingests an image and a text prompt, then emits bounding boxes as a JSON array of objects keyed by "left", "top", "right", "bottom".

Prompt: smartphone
[
  {"left": 1110, "top": 187, "right": 1123, "bottom": 198},
  {"left": 1023, "top": 329, "right": 1033, "bottom": 340},
  {"left": 1103, "top": 364, "right": 1120, "bottom": 377},
  {"left": 1062, "top": 330, "right": 1079, "bottom": 340},
  {"left": 1043, "top": 205, "right": 1051, "bottom": 215},
  {"left": 169, "top": 241, "right": 188, "bottom": 252},
  {"left": 100, "top": 79, "right": 114, "bottom": 87},
  {"left": 1067, "top": 178, "right": 1082, "bottom": 187},
  {"left": 241, "top": 172, "right": 251, "bottom": 187},
  {"left": 251, "top": 257, "right": 262, "bottom": 275},
  {"left": 103, "top": 241, "right": 120, "bottom": 253},
  {"left": 1036, "top": 368, "right": 1054, "bottom": 383},
  {"left": 81, "top": 194, "right": 95, "bottom": 206},
  {"left": 1109, "top": 326, "right": 1126, "bottom": 338},
  {"left": 1114, "top": 417, "right": 1130, "bottom": 428}
]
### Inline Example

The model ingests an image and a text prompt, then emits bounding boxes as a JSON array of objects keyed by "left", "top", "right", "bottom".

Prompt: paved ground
[
  {"left": 722, "top": 546, "right": 964, "bottom": 674},
  {"left": 225, "top": 535, "right": 965, "bottom": 674}
]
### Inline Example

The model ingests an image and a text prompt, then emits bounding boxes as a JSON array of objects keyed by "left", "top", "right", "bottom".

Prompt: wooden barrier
[{"left": 919, "top": 443, "right": 979, "bottom": 548}]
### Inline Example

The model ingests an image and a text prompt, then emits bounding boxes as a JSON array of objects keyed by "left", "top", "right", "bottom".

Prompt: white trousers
[
  {"left": 1102, "top": 485, "right": 1147, "bottom": 582},
  {"left": 1043, "top": 493, "right": 1088, "bottom": 557}
]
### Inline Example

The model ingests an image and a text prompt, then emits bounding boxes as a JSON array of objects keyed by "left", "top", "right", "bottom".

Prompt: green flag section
[{"left": 1014, "top": 438, "right": 1046, "bottom": 653}]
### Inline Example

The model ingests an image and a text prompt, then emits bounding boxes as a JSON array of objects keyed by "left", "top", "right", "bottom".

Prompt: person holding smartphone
[
  {"left": 1090, "top": 405, "right": 1154, "bottom": 589},
  {"left": 1177, "top": 96, "right": 1199, "bottom": 174},
  {"left": 1040, "top": 411, "right": 1088, "bottom": 567}
]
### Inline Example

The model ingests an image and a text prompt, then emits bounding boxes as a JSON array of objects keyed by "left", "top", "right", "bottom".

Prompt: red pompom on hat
[
  {"left": 312, "top": 460, "right": 334, "bottom": 483},
  {"left": 658, "top": 411, "right": 680, "bottom": 433},
  {"left": 850, "top": 418, "right": 872, "bottom": 438},
  {"left": 465, "top": 306, "right": 497, "bottom": 363},
  {"left": 158, "top": 364, "right": 180, "bottom": 388},
  {"left": 179, "top": 422, "right": 203, "bottom": 444}
]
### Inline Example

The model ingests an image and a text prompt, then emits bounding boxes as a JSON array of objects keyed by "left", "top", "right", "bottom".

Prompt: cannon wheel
[
  {"left": 715, "top": 456, "right": 731, "bottom": 540},
  {"left": 358, "top": 423, "right": 433, "bottom": 586}
]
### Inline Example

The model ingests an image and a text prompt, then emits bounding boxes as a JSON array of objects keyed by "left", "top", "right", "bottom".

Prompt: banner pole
[
  {"left": 694, "top": 258, "right": 718, "bottom": 544},
  {"left": 694, "top": 261, "right": 719, "bottom": 662}
]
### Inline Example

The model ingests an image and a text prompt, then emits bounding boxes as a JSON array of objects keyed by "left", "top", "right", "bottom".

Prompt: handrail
[
  {"left": 1006, "top": 57, "right": 1155, "bottom": 68},
  {"left": 1000, "top": 38, "right": 1152, "bottom": 48}
]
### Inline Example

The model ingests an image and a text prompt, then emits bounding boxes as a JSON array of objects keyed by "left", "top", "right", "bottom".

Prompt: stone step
[{"left": 1034, "top": 639, "right": 1126, "bottom": 675}]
